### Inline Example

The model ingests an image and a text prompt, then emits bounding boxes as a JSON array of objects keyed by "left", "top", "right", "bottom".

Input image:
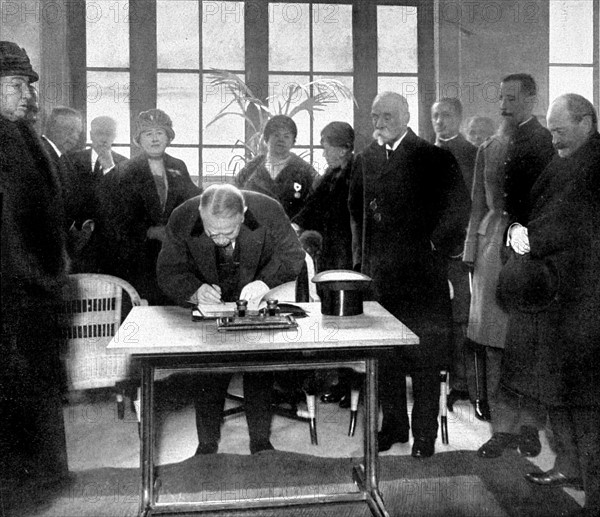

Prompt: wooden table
[{"left": 108, "top": 301, "right": 418, "bottom": 517}]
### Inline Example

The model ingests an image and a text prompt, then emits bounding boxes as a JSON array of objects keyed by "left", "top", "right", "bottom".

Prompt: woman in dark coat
[
  {"left": 101, "top": 109, "right": 201, "bottom": 304},
  {"left": 293, "top": 121, "right": 354, "bottom": 272},
  {"left": 293, "top": 121, "right": 355, "bottom": 404},
  {"left": 235, "top": 115, "right": 317, "bottom": 219}
]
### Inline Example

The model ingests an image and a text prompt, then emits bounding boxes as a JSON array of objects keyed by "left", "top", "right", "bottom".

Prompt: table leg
[
  {"left": 139, "top": 363, "right": 155, "bottom": 517},
  {"left": 353, "top": 358, "right": 389, "bottom": 517}
]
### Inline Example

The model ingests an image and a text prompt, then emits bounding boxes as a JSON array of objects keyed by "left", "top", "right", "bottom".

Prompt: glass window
[
  {"left": 157, "top": 1, "right": 199, "bottom": 69},
  {"left": 86, "top": 0, "right": 129, "bottom": 68},
  {"left": 167, "top": 147, "right": 200, "bottom": 183},
  {"left": 377, "top": 5, "right": 418, "bottom": 74},
  {"left": 312, "top": 75, "right": 354, "bottom": 144},
  {"left": 268, "top": 74, "right": 311, "bottom": 146},
  {"left": 202, "top": 147, "right": 240, "bottom": 183},
  {"left": 157, "top": 73, "right": 200, "bottom": 145},
  {"left": 549, "top": 66, "right": 594, "bottom": 104},
  {"left": 313, "top": 4, "right": 353, "bottom": 73},
  {"left": 202, "top": 73, "right": 246, "bottom": 146},
  {"left": 549, "top": 0, "right": 593, "bottom": 64},
  {"left": 269, "top": 3, "right": 310, "bottom": 71},
  {"left": 202, "top": 1, "right": 245, "bottom": 70},
  {"left": 86, "top": 71, "right": 131, "bottom": 146},
  {"left": 378, "top": 76, "right": 420, "bottom": 137}
]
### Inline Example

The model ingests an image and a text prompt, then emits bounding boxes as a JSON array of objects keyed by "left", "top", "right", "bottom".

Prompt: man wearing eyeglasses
[{"left": 157, "top": 183, "right": 305, "bottom": 455}]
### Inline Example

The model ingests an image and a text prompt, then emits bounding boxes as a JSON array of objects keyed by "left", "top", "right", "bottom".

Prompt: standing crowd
[{"left": 1, "top": 39, "right": 598, "bottom": 515}]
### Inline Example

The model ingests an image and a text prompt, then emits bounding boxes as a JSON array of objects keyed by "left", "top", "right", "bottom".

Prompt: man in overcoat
[
  {"left": 477, "top": 73, "right": 556, "bottom": 459},
  {"left": 0, "top": 41, "right": 69, "bottom": 482},
  {"left": 502, "top": 94, "right": 600, "bottom": 515},
  {"left": 157, "top": 184, "right": 305, "bottom": 455},
  {"left": 349, "top": 91, "right": 470, "bottom": 458}
]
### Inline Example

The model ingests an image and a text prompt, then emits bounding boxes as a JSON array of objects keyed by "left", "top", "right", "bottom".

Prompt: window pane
[
  {"left": 86, "top": 0, "right": 129, "bottom": 68},
  {"left": 378, "top": 6, "right": 418, "bottom": 73},
  {"left": 202, "top": 147, "right": 241, "bottom": 184},
  {"left": 549, "top": 0, "right": 593, "bottom": 64},
  {"left": 269, "top": 3, "right": 309, "bottom": 71},
  {"left": 549, "top": 66, "right": 594, "bottom": 104},
  {"left": 157, "top": 1, "right": 199, "bottom": 69},
  {"left": 312, "top": 75, "right": 354, "bottom": 145},
  {"left": 167, "top": 147, "right": 200, "bottom": 184},
  {"left": 269, "top": 74, "right": 311, "bottom": 146},
  {"left": 112, "top": 145, "right": 130, "bottom": 159},
  {"left": 202, "top": 73, "right": 245, "bottom": 146},
  {"left": 378, "top": 76, "right": 419, "bottom": 137},
  {"left": 157, "top": 72, "right": 200, "bottom": 145},
  {"left": 313, "top": 4, "right": 352, "bottom": 72},
  {"left": 202, "top": 1, "right": 245, "bottom": 70},
  {"left": 86, "top": 71, "right": 131, "bottom": 145}
]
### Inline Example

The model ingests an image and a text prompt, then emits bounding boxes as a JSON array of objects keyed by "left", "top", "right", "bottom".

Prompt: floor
[{"left": 63, "top": 372, "right": 585, "bottom": 509}]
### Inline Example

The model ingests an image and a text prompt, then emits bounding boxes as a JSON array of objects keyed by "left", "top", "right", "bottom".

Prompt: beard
[{"left": 497, "top": 118, "right": 516, "bottom": 141}]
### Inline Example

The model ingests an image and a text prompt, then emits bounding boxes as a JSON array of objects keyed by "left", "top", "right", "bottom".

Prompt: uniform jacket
[
  {"left": 501, "top": 132, "right": 600, "bottom": 406},
  {"left": 101, "top": 152, "right": 201, "bottom": 303},
  {"left": 437, "top": 133, "right": 477, "bottom": 193},
  {"left": 437, "top": 133, "right": 477, "bottom": 323},
  {"left": 157, "top": 191, "right": 305, "bottom": 306},
  {"left": 235, "top": 153, "right": 317, "bottom": 219},
  {"left": 349, "top": 128, "right": 471, "bottom": 369},
  {"left": 292, "top": 160, "right": 354, "bottom": 272},
  {"left": 463, "top": 136, "right": 511, "bottom": 348},
  {"left": 503, "top": 116, "right": 554, "bottom": 224}
]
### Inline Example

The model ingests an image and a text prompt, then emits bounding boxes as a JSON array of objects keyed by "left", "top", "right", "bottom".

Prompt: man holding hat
[
  {"left": 0, "top": 41, "right": 70, "bottom": 481},
  {"left": 500, "top": 94, "right": 600, "bottom": 515}
]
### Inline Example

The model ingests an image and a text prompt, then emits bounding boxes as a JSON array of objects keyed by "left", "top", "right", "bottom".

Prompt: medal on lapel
[{"left": 293, "top": 182, "right": 302, "bottom": 199}]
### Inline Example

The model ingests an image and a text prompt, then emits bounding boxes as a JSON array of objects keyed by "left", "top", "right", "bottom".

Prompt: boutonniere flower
[
  {"left": 167, "top": 168, "right": 182, "bottom": 177},
  {"left": 293, "top": 182, "right": 302, "bottom": 198}
]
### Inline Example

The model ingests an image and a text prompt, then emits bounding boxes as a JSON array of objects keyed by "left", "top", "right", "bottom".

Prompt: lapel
[
  {"left": 134, "top": 153, "right": 164, "bottom": 225},
  {"left": 163, "top": 154, "right": 185, "bottom": 217},
  {"left": 375, "top": 129, "right": 413, "bottom": 179}
]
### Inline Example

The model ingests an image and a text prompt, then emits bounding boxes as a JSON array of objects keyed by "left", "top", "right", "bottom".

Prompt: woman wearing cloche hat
[{"left": 101, "top": 108, "right": 200, "bottom": 304}]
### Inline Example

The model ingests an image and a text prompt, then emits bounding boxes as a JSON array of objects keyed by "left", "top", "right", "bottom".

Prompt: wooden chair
[{"left": 58, "top": 273, "right": 147, "bottom": 419}]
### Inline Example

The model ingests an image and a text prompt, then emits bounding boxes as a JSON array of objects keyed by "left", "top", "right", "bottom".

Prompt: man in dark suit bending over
[{"left": 157, "top": 184, "right": 305, "bottom": 455}]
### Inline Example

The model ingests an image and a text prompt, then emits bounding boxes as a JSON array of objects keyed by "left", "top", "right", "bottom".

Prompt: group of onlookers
[{"left": 1, "top": 38, "right": 598, "bottom": 515}]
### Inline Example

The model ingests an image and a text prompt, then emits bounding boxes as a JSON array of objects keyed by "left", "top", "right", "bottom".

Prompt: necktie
[{"left": 93, "top": 158, "right": 102, "bottom": 176}]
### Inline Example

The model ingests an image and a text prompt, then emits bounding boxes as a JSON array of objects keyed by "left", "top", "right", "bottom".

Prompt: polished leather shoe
[
  {"left": 525, "top": 469, "right": 583, "bottom": 490},
  {"left": 519, "top": 425, "right": 541, "bottom": 457},
  {"left": 473, "top": 399, "right": 491, "bottom": 422},
  {"left": 250, "top": 440, "right": 275, "bottom": 455},
  {"left": 378, "top": 428, "right": 409, "bottom": 452},
  {"left": 411, "top": 437, "right": 435, "bottom": 459},
  {"left": 446, "top": 389, "right": 469, "bottom": 412},
  {"left": 195, "top": 442, "right": 218, "bottom": 455},
  {"left": 477, "top": 432, "right": 518, "bottom": 458}
]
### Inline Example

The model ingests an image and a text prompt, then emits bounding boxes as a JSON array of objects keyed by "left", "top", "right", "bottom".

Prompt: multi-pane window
[
  {"left": 548, "top": 0, "right": 596, "bottom": 106},
  {"left": 268, "top": 2, "right": 353, "bottom": 173},
  {"left": 79, "top": 1, "right": 431, "bottom": 183},
  {"left": 377, "top": 4, "right": 419, "bottom": 136}
]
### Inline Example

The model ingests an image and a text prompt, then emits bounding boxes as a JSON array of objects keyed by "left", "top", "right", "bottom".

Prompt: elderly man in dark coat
[
  {"left": 499, "top": 94, "right": 600, "bottom": 515},
  {"left": 0, "top": 41, "right": 69, "bottom": 482},
  {"left": 157, "top": 184, "right": 305, "bottom": 455},
  {"left": 349, "top": 91, "right": 470, "bottom": 458}
]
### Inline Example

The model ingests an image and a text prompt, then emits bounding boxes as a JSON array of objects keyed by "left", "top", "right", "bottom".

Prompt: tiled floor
[{"left": 63, "top": 373, "right": 585, "bottom": 508}]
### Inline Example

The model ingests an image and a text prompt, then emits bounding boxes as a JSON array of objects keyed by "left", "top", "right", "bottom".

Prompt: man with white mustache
[{"left": 349, "top": 91, "right": 470, "bottom": 458}]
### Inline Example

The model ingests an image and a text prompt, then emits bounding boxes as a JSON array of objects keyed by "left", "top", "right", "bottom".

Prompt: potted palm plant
[{"left": 205, "top": 69, "right": 356, "bottom": 173}]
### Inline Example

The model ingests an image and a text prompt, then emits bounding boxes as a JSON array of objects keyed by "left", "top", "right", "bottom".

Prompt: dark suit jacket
[
  {"left": 66, "top": 147, "right": 127, "bottom": 226},
  {"left": 157, "top": 191, "right": 305, "bottom": 306},
  {"left": 349, "top": 128, "right": 470, "bottom": 368},
  {"left": 503, "top": 116, "right": 555, "bottom": 224},
  {"left": 101, "top": 152, "right": 201, "bottom": 303},
  {"left": 437, "top": 133, "right": 477, "bottom": 194}
]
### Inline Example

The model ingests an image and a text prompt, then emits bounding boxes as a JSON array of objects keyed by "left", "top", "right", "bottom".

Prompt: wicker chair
[{"left": 59, "top": 273, "right": 147, "bottom": 418}]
